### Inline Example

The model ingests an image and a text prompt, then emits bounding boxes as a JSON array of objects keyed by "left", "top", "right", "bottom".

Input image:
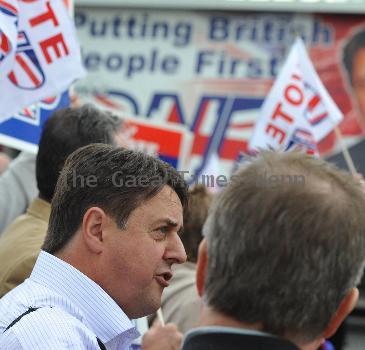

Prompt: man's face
[
  {"left": 352, "top": 48, "right": 365, "bottom": 122},
  {"left": 101, "top": 185, "right": 186, "bottom": 319}
]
